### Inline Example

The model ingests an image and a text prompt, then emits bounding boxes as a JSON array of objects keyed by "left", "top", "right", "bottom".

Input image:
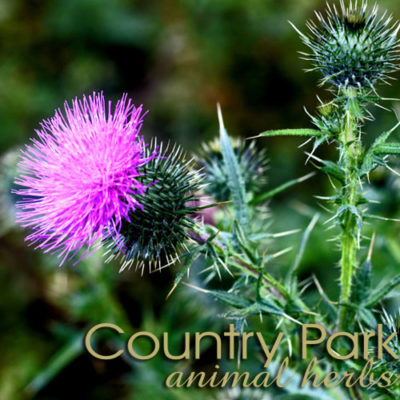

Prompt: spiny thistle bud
[
  {"left": 294, "top": 1, "right": 400, "bottom": 89},
  {"left": 197, "top": 138, "right": 268, "bottom": 202},
  {"left": 107, "top": 140, "right": 203, "bottom": 272}
]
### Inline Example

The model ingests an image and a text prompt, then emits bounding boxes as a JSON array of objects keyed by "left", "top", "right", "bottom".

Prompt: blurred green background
[{"left": 2, "top": 0, "right": 400, "bottom": 399}]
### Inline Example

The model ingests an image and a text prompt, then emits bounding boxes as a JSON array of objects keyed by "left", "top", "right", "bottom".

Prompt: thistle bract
[
  {"left": 296, "top": 1, "right": 400, "bottom": 89},
  {"left": 107, "top": 140, "right": 203, "bottom": 271},
  {"left": 198, "top": 138, "right": 268, "bottom": 202},
  {"left": 14, "top": 92, "right": 153, "bottom": 265}
]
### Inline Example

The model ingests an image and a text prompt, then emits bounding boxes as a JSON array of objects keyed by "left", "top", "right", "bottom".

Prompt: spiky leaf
[
  {"left": 351, "top": 259, "right": 372, "bottom": 305},
  {"left": 374, "top": 143, "right": 400, "bottom": 155},
  {"left": 218, "top": 105, "right": 249, "bottom": 233},
  {"left": 197, "top": 137, "right": 268, "bottom": 202},
  {"left": 257, "top": 129, "right": 322, "bottom": 138},
  {"left": 366, "top": 274, "right": 400, "bottom": 307}
]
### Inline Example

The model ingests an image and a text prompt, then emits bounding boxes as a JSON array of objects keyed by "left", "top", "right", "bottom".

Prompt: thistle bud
[
  {"left": 295, "top": 1, "right": 400, "bottom": 89},
  {"left": 107, "top": 140, "right": 203, "bottom": 272},
  {"left": 197, "top": 138, "right": 268, "bottom": 202}
]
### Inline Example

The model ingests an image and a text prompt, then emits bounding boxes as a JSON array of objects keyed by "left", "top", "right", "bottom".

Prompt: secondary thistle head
[
  {"left": 107, "top": 140, "right": 203, "bottom": 272},
  {"left": 294, "top": 1, "right": 400, "bottom": 89},
  {"left": 14, "top": 92, "right": 154, "bottom": 265},
  {"left": 197, "top": 138, "right": 268, "bottom": 202}
]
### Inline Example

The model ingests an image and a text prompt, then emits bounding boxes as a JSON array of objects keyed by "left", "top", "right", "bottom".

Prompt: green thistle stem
[{"left": 338, "top": 89, "right": 361, "bottom": 330}]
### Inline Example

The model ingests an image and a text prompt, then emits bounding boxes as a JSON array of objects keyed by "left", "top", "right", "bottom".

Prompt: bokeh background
[{"left": 2, "top": 0, "right": 400, "bottom": 399}]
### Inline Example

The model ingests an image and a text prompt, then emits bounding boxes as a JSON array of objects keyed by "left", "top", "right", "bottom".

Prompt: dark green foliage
[
  {"left": 351, "top": 258, "right": 371, "bottom": 305},
  {"left": 107, "top": 140, "right": 203, "bottom": 271}
]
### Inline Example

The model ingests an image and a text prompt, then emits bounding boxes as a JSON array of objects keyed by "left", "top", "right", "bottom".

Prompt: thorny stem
[
  {"left": 189, "top": 230, "right": 331, "bottom": 326},
  {"left": 338, "top": 88, "right": 362, "bottom": 330},
  {"left": 190, "top": 230, "right": 292, "bottom": 300},
  {"left": 232, "top": 255, "right": 290, "bottom": 300}
]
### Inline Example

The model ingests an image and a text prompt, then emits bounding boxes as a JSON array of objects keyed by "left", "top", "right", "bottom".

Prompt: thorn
[
  {"left": 166, "top": 283, "right": 178, "bottom": 300},
  {"left": 299, "top": 137, "right": 313, "bottom": 148},
  {"left": 288, "top": 20, "right": 308, "bottom": 39},
  {"left": 272, "top": 229, "right": 301, "bottom": 238},
  {"left": 298, "top": 171, "right": 317, "bottom": 182},
  {"left": 272, "top": 247, "right": 293, "bottom": 259},
  {"left": 217, "top": 103, "right": 225, "bottom": 133},
  {"left": 247, "top": 134, "right": 261, "bottom": 140},
  {"left": 387, "top": 164, "right": 400, "bottom": 177},
  {"left": 368, "top": 232, "right": 376, "bottom": 261},
  {"left": 182, "top": 282, "right": 210, "bottom": 294}
]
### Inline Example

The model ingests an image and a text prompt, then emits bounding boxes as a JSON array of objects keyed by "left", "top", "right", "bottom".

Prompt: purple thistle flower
[{"left": 14, "top": 92, "right": 153, "bottom": 266}]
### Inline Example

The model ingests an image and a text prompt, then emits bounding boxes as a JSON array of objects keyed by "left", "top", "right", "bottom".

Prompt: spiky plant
[
  {"left": 197, "top": 138, "right": 268, "bottom": 202},
  {"left": 257, "top": 1, "right": 400, "bottom": 333},
  {"left": 106, "top": 140, "right": 203, "bottom": 272},
  {"left": 11, "top": 3, "right": 400, "bottom": 399},
  {"left": 293, "top": 0, "right": 400, "bottom": 89}
]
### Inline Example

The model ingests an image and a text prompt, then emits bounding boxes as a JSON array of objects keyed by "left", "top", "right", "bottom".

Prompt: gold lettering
[
  {"left": 127, "top": 331, "right": 160, "bottom": 360},
  {"left": 256, "top": 332, "right": 283, "bottom": 368},
  {"left": 163, "top": 332, "right": 190, "bottom": 360},
  {"left": 85, "top": 323, "right": 124, "bottom": 360},
  {"left": 301, "top": 324, "right": 327, "bottom": 359},
  {"left": 194, "top": 332, "right": 222, "bottom": 359},
  {"left": 326, "top": 332, "right": 359, "bottom": 360}
]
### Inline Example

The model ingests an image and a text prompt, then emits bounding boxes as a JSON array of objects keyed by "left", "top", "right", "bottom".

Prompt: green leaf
[
  {"left": 373, "top": 122, "right": 400, "bottom": 147},
  {"left": 365, "top": 274, "right": 400, "bottom": 307},
  {"left": 360, "top": 153, "right": 383, "bottom": 176},
  {"left": 287, "top": 214, "right": 320, "bottom": 293},
  {"left": 258, "top": 298, "right": 285, "bottom": 316},
  {"left": 373, "top": 142, "right": 400, "bottom": 155},
  {"left": 251, "top": 172, "right": 315, "bottom": 204},
  {"left": 320, "top": 160, "right": 346, "bottom": 183},
  {"left": 167, "top": 246, "right": 204, "bottom": 298},
  {"left": 218, "top": 104, "right": 249, "bottom": 233},
  {"left": 337, "top": 204, "right": 363, "bottom": 232},
  {"left": 363, "top": 122, "right": 400, "bottom": 162},
  {"left": 361, "top": 124, "right": 400, "bottom": 174},
  {"left": 25, "top": 333, "right": 82, "bottom": 396},
  {"left": 278, "top": 396, "right": 326, "bottom": 400},
  {"left": 351, "top": 259, "right": 372, "bottom": 305},
  {"left": 209, "top": 290, "right": 252, "bottom": 309},
  {"left": 320, "top": 293, "right": 338, "bottom": 324},
  {"left": 224, "top": 299, "right": 296, "bottom": 321},
  {"left": 256, "top": 128, "right": 323, "bottom": 138},
  {"left": 348, "top": 96, "right": 364, "bottom": 119},
  {"left": 358, "top": 307, "right": 377, "bottom": 329}
]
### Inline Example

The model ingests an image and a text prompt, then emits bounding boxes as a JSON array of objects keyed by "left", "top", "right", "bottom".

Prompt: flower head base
[
  {"left": 197, "top": 138, "right": 268, "bottom": 202},
  {"left": 106, "top": 140, "right": 203, "bottom": 272},
  {"left": 295, "top": 1, "right": 400, "bottom": 89},
  {"left": 14, "top": 92, "right": 153, "bottom": 265}
]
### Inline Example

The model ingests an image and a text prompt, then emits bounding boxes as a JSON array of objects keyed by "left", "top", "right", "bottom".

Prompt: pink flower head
[{"left": 14, "top": 92, "right": 153, "bottom": 265}]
